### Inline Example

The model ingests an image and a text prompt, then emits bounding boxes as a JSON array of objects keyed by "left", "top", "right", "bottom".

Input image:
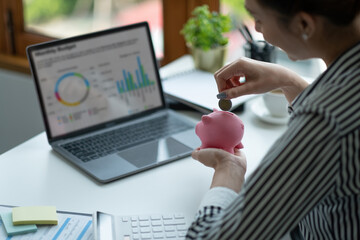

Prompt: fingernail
[{"left": 217, "top": 92, "right": 227, "bottom": 99}]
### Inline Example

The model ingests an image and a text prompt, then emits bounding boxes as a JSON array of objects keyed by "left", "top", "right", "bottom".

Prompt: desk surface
[{"left": 0, "top": 98, "right": 287, "bottom": 223}]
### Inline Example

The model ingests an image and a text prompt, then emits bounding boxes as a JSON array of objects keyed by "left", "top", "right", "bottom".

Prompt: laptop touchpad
[{"left": 117, "top": 137, "right": 192, "bottom": 168}]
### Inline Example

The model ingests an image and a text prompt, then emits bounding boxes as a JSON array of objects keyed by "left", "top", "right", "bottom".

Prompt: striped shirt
[{"left": 186, "top": 41, "right": 360, "bottom": 240}]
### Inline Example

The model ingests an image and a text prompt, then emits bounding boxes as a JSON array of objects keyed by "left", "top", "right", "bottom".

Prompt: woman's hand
[
  {"left": 214, "top": 58, "right": 309, "bottom": 103},
  {"left": 192, "top": 148, "right": 247, "bottom": 193}
]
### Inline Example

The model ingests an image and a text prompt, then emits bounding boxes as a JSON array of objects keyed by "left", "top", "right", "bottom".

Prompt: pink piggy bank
[{"left": 195, "top": 109, "right": 244, "bottom": 154}]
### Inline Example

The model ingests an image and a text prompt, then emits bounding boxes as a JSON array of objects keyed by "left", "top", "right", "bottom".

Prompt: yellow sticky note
[{"left": 12, "top": 206, "right": 58, "bottom": 225}]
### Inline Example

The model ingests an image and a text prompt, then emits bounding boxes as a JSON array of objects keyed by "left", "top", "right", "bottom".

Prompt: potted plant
[{"left": 181, "top": 5, "right": 232, "bottom": 72}]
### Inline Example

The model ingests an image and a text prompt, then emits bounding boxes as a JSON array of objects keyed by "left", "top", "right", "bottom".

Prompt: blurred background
[{"left": 22, "top": 0, "right": 250, "bottom": 62}]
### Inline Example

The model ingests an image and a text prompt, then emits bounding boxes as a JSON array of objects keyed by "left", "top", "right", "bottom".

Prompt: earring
[{"left": 302, "top": 33, "right": 309, "bottom": 41}]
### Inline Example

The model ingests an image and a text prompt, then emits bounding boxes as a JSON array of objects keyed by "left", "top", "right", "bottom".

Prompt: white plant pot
[{"left": 189, "top": 45, "right": 228, "bottom": 73}]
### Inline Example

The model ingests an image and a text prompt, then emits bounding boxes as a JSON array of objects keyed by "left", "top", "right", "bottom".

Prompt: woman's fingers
[
  {"left": 223, "top": 82, "right": 255, "bottom": 99},
  {"left": 214, "top": 58, "right": 262, "bottom": 96},
  {"left": 214, "top": 59, "right": 247, "bottom": 92},
  {"left": 192, "top": 148, "right": 246, "bottom": 170},
  {"left": 214, "top": 58, "right": 290, "bottom": 99}
]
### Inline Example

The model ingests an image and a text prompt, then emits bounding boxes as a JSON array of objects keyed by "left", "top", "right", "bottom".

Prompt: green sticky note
[
  {"left": 0, "top": 212, "right": 37, "bottom": 236},
  {"left": 12, "top": 206, "right": 58, "bottom": 225}
]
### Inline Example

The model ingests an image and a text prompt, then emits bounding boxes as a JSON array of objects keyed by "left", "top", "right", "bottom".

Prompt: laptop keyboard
[
  {"left": 62, "top": 114, "right": 193, "bottom": 162},
  {"left": 119, "top": 213, "right": 188, "bottom": 239}
]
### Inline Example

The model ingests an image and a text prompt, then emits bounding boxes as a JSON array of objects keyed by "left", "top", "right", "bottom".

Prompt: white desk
[{"left": 0, "top": 98, "right": 287, "bottom": 224}]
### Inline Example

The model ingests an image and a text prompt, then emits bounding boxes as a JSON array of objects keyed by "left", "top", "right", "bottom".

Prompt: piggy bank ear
[
  {"left": 201, "top": 115, "right": 212, "bottom": 125},
  {"left": 213, "top": 108, "right": 219, "bottom": 112}
]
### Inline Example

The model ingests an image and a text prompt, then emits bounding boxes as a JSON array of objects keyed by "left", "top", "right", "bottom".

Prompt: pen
[
  {"left": 243, "top": 24, "right": 254, "bottom": 42},
  {"left": 238, "top": 23, "right": 253, "bottom": 43}
]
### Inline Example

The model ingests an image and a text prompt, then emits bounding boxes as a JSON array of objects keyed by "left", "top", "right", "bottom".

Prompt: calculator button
[
  {"left": 139, "top": 221, "right": 150, "bottom": 227},
  {"left": 139, "top": 216, "right": 149, "bottom": 221},
  {"left": 140, "top": 227, "right": 151, "bottom": 233},
  {"left": 174, "top": 219, "right": 186, "bottom": 225},
  {"left": 150, "top": 215, "right": 162, "bottom": 220},
  {"left": 152, "top": 226, "right": 163, "bottom": 232},
  {"left": 153, "top": 232, "right": 165, "bottom": 239},
  {"left": 174, "top": 213, "right": 184, "bottom": 219},
  {"left": 141, "top": 233, "right": 152, "bottom": 239},
  {"left": 164, "top": 226, "right": 176, "bottom": 232},
  {"left": 164, "top": 219, "right": 175, "bottom": 225},
  {"left": 165, "top": 232, "right": 177, "bottom": 238},
  {"left": 177, "top": 225, "right": 187, "bottom": 231},
  {"left": 162, "top": 214, "right": 173, "bottom": 220},
  {"left": 151, "top": 220, "right": 162, "bottom": 226}
]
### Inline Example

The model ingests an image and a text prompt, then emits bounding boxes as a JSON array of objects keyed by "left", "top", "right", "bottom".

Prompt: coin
[{"left": 218, "top": 99, "right": 232, "bottom": 111}]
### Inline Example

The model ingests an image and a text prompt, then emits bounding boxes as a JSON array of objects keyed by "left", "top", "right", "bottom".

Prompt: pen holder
[{"left": 244, "top": 41, "right": 276, "bottom": 63}]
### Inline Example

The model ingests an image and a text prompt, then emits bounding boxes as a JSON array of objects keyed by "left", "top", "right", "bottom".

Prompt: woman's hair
[{"left": 257, "top": 0, "right": 360, "bottom": 25}]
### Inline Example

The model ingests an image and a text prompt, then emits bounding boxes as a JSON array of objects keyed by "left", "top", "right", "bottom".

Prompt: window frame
[{"left": 0, "top": 0, "right": 219, "bottom": 74}]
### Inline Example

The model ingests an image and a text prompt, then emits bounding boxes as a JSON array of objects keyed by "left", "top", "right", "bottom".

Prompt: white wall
[{"left": 0, "top": 69, "right": 44, "bottom": 154}]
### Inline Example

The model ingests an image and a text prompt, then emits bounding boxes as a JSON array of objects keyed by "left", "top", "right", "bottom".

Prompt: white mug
[{"left": 262, "top": 89, "right": 288, "bottom": 118}]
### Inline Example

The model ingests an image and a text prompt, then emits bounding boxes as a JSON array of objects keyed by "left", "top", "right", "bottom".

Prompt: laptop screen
[{"left": 28, "top": 23, "right": 164, "bottom": 139}]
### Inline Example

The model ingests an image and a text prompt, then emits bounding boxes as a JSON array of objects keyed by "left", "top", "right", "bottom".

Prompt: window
[
  {"left": 23, "top": 0, "right": 164, "bottom": 58},
  {"left": 0, "top": 0, "right": 220, "bottom": 73}
]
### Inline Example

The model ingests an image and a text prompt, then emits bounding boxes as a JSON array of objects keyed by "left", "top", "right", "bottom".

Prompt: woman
[{"left": 186, "top": 0, "right": 360, "bottom": 239}]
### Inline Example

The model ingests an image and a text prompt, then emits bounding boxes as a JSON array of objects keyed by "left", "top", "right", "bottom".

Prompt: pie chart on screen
[{"left": 54, "top": 72, "right": 90, "bottom": 107}]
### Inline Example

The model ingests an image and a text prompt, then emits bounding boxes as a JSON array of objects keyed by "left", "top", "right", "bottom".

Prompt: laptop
[{"left": 26, "top": 22, "right": 200, "bottom": 183}]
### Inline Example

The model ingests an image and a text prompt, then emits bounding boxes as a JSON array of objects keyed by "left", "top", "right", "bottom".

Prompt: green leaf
[{"left": 180, "top": 4, "right": 233, "bottom": 51}]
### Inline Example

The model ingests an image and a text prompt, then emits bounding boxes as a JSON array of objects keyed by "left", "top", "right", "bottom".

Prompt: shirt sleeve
[
  {"left": 186, "top": 106, "right": 341, "bottom": 240},
  {"left": 198, "top": 187, "right": 238, "bottom": 210}
]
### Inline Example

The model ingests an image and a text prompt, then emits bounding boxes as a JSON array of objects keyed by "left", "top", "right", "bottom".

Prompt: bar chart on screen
[
  {"left": 115, "top": 55, "right": 158, "bottom": 107},
  {"left": 116, "top": 56, "right": 155, "bottom": 93}
]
